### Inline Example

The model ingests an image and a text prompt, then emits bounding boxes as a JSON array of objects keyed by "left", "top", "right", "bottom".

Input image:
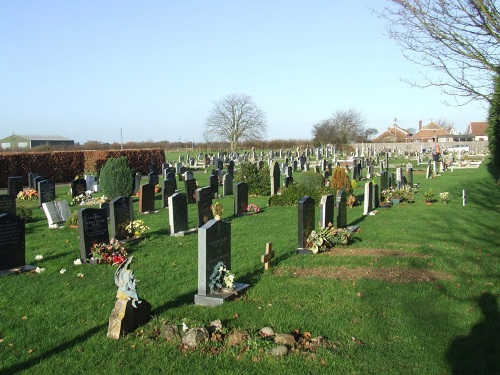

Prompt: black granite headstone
[
  {"left": 0, "top": 212, "right": 25, "bottom": 271},
  {"left": 78, "top": 208, "right": 109, "bottom": 261},
  {"left": 110, "top": 196, "right": 133, "bottom": 240}
]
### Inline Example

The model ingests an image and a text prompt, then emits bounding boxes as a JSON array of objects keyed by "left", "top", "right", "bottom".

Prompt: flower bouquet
[
  {"left": 209, "top": 261, "right": 235, "bottom": 293},
  {"left": 246, "top": 203, "right": 260, "bottom": 214},
  {"left": 125, "top": 220, "right": 150, "bottom": 238},
  {"left": 89, "top": 238, "right": 128, "bottom": 266},
  {"left": 17, "top": 189, "right": 38, "bottom": 201}
]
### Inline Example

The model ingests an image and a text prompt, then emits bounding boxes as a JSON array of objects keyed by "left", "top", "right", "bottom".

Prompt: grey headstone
[{"left": 222, "top": 174, "right": 233, "bottom": 196}]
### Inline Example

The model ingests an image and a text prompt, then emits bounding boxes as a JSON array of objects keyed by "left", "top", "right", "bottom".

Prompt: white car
[{"left": 445, "top": 144, "right": 470, "bottom": 153}]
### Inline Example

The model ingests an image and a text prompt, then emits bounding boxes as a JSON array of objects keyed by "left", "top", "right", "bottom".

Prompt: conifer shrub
[
  {"left": 330, "top": 166, "right": 353, "bottom": 195},
  {"left": 99, "top": 156, "right": 134, "bottom": 199},
  {"left": 234, "top": 161, "right": 270, "bottom": 196}
]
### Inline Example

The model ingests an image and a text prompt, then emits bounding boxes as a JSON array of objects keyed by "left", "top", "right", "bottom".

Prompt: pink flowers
[{"left": 246, "top": 203, "right": 260, "bottom": 213}]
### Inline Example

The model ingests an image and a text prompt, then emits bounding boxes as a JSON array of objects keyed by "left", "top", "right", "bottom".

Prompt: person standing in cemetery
[{"left": 433, "top": 143, "right": 441, "bottom": 161}]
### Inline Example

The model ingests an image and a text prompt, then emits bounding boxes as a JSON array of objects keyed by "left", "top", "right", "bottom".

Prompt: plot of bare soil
[
  {"left": 276, "top": 266, "right": 451, "bottom": 283},
  {"left": 326, "top": 248, "right": 432, "bottom": 258},
  {"left": 275, "top": 248, "right": 451, "bottom": 283}
]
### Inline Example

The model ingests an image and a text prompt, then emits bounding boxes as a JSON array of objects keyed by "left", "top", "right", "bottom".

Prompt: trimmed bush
[
  {"left": 234, "top": 162, "right": 271, "bottom": 196},
  {"left": 99, "top": 156, "right": 134, "bottom": 199},
  {"left": 269, "top": 183, "right": 330, "bottom": 206}
]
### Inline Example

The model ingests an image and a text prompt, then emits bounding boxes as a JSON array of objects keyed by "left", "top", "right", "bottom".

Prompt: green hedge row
[{"left": 0, "top": 149, "right": 165, "bottom": 188}]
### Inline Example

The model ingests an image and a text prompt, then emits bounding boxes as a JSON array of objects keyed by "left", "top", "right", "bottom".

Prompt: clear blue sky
[{"left": 0, "top": 1, "right": 487, "bottom": 145}]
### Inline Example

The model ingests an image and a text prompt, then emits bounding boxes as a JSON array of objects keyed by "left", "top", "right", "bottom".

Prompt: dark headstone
[
  {"left": 297, "top": 196, "right": 315, "bottom": 254},
  {"left": 78, "top": 208, "right": 109, "bottom": 262},
  {"left": 38, "top": 179, "right": 56, "bottom": 206},
  {"left": 148, "top": 172, "right": 159, "bottom": 187},
  {"left": 110, "top": 196, "right": 134, "bottom": 240},
  {"left": 184, "top": 179, "right": 197, "bottom": 204},
  {"left": 0, "top": 195, "right": 16, "bottom": 215},
  {"left": 195, "top": 187, "right": 213, "bottom": 227},
  {"left": 8, "top": 176, "right": 23, "bottom": 198},
  {"left": 335, "top": 190, "right": 347, "bottom": 229},
  {"left": 234, "top": 182, "right": 248, "bottom": 215},
  {"left": 0, "top": 212, "right": 26, "bottom": 271},
  {"left": 139, "top": 183, "right": 155, "bottom": 213},
  {"left": 284, "top": 176, "right": 293, "bottom": 188},
  {"left": 209, "top": 175, "right": 218, "bottom": 197},
  {"left": 162, "top": 178, "right": 177, "bottom": 208},
  {"left": 168, "top": 192, "right": 189, "bottom": 235},
  {"left": 71, "top": 178, "right": 87, "bottom": 197}
]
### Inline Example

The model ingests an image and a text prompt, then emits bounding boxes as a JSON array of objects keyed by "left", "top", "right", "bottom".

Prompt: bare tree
[
  {"left": 312, "top": 109, "right": 375, "bottom": 147},
  {"left": 379, "top": 0, "right": 500, "bottom": 105},
  {"left": 204, "top": 93, "right": 267, "bottom": 152},
  {"left": 435, "top": 118, "right": 457, "bottom": 134}
]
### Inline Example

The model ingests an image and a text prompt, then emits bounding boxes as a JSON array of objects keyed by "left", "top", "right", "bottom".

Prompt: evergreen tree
[
  {"left": 487, "top": 71, "right": 500, "bottom": 168},
  {"left": 99, "top": 156, "right": 134, "bottom": 199}
]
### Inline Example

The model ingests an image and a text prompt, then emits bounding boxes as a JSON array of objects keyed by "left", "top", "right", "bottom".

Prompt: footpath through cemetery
[{"left": 0, "top": 145, "right": 499, "bottom": 374}]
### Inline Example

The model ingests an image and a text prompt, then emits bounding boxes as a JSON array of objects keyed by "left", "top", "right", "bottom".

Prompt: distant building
[
  {"left": 467, "top": 121, "right": 489, "bottom": 141},
  {"left": 0, "top": 134, "right": 74, "bottom": 149},
  {"left": 412, "top": 122, "right": 452, "bottom": 142},
  {"left": 372, "top": 125, "right": 412, "bottom": 143}
]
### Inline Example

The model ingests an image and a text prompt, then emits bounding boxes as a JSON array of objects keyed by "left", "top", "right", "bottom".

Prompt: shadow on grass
[
  {"left": 446, "top": 292, "right": 500, "bottom": 375},
  {"left": 0, "top": 324, "right": 106, "bottom": 375}
]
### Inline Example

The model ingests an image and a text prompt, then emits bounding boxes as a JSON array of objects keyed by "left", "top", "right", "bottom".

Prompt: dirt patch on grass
[
  {"left": 275, "top": 266, "right": 452, "bottom": 283},
  {"left": 326, "top": 248, "right": 431, "bottom": 258}
]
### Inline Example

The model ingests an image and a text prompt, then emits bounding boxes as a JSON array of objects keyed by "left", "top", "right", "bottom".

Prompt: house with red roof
[{"left": 467, "top": 121, "right": 489, "bottom": 141}]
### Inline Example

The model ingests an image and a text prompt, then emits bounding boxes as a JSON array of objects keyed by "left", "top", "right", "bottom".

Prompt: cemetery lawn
[{"left": 1, "top": 159, "right": 500, "bottom": 375}]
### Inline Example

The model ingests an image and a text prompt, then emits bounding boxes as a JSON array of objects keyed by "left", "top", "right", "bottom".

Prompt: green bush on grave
[
  {"left": 99, "top": 156, "right": 134, "bottom": 199},
  {"left": 295, "top": 171, "right": 325, "bottom": 190},
  {"left": 234, "top": 161, "right": 271, "bottom": 196},
  {"left": 269, "top": 183, "right": 329, "bottom": 206}
]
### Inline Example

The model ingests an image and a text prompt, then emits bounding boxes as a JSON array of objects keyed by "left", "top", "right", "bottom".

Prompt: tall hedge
[{"left": 99, "top": 156, "right": 134, "bottom": 199}]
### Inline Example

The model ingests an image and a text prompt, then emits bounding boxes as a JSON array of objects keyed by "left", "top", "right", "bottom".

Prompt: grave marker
[
  {"left": 319, "top": 194, "right": 334, "bottom": 228},
  {"left": 261, "top": 242, "right": 275, "bottom": 270},
  {"left": 0, "top": 195, "right": 16, "bottom": 215},
  {"left": 38, "top": 179, "right": 56, "bottom": 206},
  {"left": 162, "top": 178, "right": 177, "bottom": 208},
  {"left": 234, "top": 182, "right": 248, "bottom": 215},
  {"left": 71, "top": 178, "right": 87, "bottom": 197},
  {"left": 110, "top": 196, "right": 134, "bottom": 240},
  {"left": 297, "top": 196, "right": 315, "bottom": 254},
  {"left": 270, "top": 161, "right": 280, "bottom": 196},
  {"left": 42, "top": 200, "right": 71, "bottom": 228},
  {"left": 168, "top": 192, "right": 192, "bottom": 236},
  {"left": 195, "top": 187, "right": 214, "bottom": 227},
  {"left": 8, "top": 176, "right": 23, "bottom": 198},
  {"left": 336, "top": 190, "right": 347, "bottom": 229},
  {"left": 138, "top": 183, "right": 155, "bottom": 213},
  {"left": 194, "top": 219, "right": 248, "bottom": 306},
  {"left": 0, "top": 212, "right": 28, "bottom": 273},
  {"left": 78, "top": 207, "right": 110, "bottom": 262},
  {"left": 184, "top": 179, "right": 197, "bottom": 204}
]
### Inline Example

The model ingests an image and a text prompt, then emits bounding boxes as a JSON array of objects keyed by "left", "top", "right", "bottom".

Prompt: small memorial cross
[{"left": 261, "top": 242, "right": 275, "bottom": 270}]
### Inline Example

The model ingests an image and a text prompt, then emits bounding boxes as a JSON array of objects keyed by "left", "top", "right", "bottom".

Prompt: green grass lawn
[{"left": 1, "top": 158, "right": 499, "bottom": 374}]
